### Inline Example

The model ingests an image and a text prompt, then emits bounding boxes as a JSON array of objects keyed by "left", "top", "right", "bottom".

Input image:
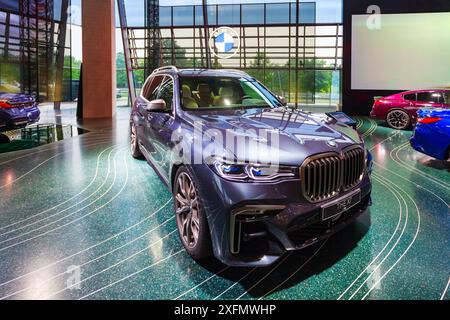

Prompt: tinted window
[
  {"left": 242, "top": 4, "right": 264, "bottom": 24},
  {"left": 444, "top": 92, "right": 450, "bottom": 104},
  {"left": 173, "top": 6, "right": 194, "bottom": 26},
  {"left": 156, "top": 77, "right": 174, "bottom": 111},
  {"left": 143, "top": 75, "right": 164, "bottom": 101},
  {"left": 417, "top": 92, "right": 441, "bottom": 104},
  {"left": 403, "top": 93, "right": 416, "bottom": 101},
  {"left": 218, "top": 5, "right": 240, "bottom": 25},
  {"left": 266, "top": 3, "right": 289, "bottom": 24},
  {"left": 180, "top": 76, "right": 282, "bottom": 110}
]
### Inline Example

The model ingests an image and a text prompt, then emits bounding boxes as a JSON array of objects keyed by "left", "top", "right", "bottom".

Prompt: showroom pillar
[{"left": 81, "top": 0, "right": 116, "bottom": 118}]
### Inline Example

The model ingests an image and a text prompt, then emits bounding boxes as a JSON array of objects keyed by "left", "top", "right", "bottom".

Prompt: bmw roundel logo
[
  {"left": 209, "top": 27, "right": 240, "bottom": 59},
  {"left": 327, "top": 141, "right": 338, "bottom": 148}
]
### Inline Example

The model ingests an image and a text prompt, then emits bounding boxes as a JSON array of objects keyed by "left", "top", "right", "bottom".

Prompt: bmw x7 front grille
[{"left": 301, "top": 146, "right": 365, "bottom": 203}]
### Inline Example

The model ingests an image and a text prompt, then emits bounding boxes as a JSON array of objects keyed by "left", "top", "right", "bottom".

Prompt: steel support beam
[{"left": 117, "top": 0, "right": 136, "bottom": 105}]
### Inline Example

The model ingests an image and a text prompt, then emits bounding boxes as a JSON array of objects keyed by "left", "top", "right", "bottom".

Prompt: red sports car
[{"left": 370, "top": 89, "right": 450, "bottom": 130}]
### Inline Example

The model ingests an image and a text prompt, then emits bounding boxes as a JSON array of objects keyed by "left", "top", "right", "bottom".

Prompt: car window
[
  {"left": 142, "top": 75, "right": 164, "bottom": 101},
  {"left": 403, "top": 93, "right": 416, "bottom": 101},
  {"left": 444, "top": 92, "right": 450, "bottom": 104},
  {"left": 180, "top": 76, "right": 280, "bottom": 110},
  {"left": 156, "top": 76, "right": 174, "bottom": 112},
  {"left": 417, "top": 92, "right": 441, "bottom": 104}
]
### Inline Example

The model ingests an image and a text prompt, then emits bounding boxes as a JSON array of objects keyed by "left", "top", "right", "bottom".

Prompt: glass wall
[
  {"left": 119, "top": 0, "right": 343, "bottom": 107},
  {"left": 0, "top": 0, "right": 81, "bottom": 102}
]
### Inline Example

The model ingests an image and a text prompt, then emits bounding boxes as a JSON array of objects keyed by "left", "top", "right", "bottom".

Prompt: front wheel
[
  {"left": 386, "top": 110, "right": 411, "bottom": 130},
  {"left": 173, "top": 167, "right": 212, "bottom": 260}
]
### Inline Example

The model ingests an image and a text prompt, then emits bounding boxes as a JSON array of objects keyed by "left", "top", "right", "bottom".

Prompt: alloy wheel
[
  {"left": 175, "top": 172, "right": 200, "bottom": 249},
  {"left": 387, "top": 110, "right": 410, "bottom": 130}
]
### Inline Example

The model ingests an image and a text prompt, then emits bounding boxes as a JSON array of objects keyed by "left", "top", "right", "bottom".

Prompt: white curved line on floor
[
  {"left": 0, "top": 198, "right": 172, "bottom": 292},
  {"left": 235, "top": 252, "right": 293, "bottom": 300},
  {"left": 1, "top": 216, "right": 175, "bottom": 299},
  {"left": 78, "top": 249, "right": 185, "bottom": 300},
  {"left": 336, "top": 123, "right": 404, "bottom": 300},
  {"left": 368, "top": 131, "right": 401, "bottom": 152},
  {"left": 349, "top": 173, "right": 410, "bottom": 300},
  {"left": 0, "top": 136, "right": 110, "bottom": 167},
  {"left": 337, "top": 172, "right": 407, "bottom": 300},
  {"left": 0, "top": 140, "right": 110, "bottom": 190},
  {"left": 373, "top": 161, "right": 450, "bottom": 209},
  {"left": 392, "top": 142, "right": 450, "bottom": 190},
  {"left": 0, "top": 146, "right": 118, "bottom": 246},
  {"left": 43, "top": 230, "right": 179, "bottom": 299},
  {"left": 0, "top": 145, "right": 115, "bottom": 234},
  {"left": 355, "top": 117, "right": 363, "bottom": 130},
  {"left": 259, "top": 239, "right": 329, "bottom": 300},
  {"left": 361, "top": 174, "right": 421, "bottom": 300},
  {"left": 440, "top": 278, "right": 450, "bottom": 300},
  {"left": 173, "top": 267, "right": 229, "bottom": 300},
  {"left": 0, "top": 147, "right": 128, "bottom": 253},
  {"left": 362, "top": 118, "right": 378, "bottom": 138},
  {"left": 213, "top": 268, "right": 257, "bottom": 300}
]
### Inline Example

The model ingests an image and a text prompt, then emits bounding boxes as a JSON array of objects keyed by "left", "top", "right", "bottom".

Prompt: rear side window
[
  {"left": 442, "top": 91, "right": 449, "bottom": 104},
  {"left": 417, "top": 92, "right": 440, "bottom": 104},
  {"left": 403, "top": 93, "right": 416, "bottom": 101}
]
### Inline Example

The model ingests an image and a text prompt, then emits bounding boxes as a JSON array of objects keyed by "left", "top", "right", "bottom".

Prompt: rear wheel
[
  {"left": 173, "top": 167, "right": 212, "bottom": 260},
  {"left": 0, "top": 134, "right": 10, "bottom": 144},
  {"left": 386, "top": 110, "right": 411, "bottom": 130},
  {"left": 130, "top": 123, "right": 143, "bottom": 159}
]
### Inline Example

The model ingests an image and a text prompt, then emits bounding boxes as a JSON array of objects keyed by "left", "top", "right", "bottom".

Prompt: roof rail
[
  {"left": 152, "top": 66, "right": 179, "bottom": 74},
  {"left": 227, "top": 69, "right": 249, "bottom": 75}
]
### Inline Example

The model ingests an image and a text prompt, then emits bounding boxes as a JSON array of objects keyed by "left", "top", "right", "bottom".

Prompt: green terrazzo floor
[{"left": 0, "top": 115, "right": 448, "bottom": 300}]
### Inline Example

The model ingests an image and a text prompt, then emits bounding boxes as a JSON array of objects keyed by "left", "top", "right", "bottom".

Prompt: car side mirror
[
  {"left": 278, "top": 96, "right": 288, "bottom": 106},
  {"left": 146, "top": 99, "right": 166, "bottom": 112}
]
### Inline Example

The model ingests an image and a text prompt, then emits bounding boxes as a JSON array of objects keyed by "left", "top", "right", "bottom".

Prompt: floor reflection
[{"left": 0, "top": 124, "right": 89, "bottom": 154}]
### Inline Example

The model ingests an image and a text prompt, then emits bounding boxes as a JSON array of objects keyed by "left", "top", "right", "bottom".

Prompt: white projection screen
[{"left": 351, "top": 12, "right": 450, "bottom": 90}]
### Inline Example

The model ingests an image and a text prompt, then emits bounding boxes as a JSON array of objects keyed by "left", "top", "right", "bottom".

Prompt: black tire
[
  {"left": 0, "top": 134, "right": 10, "bottom": 144},
  {"left": 130, "top": 123, "right": 143, "bottom": 159},
  {"left": 173, "top": 166, "right": 212, "bottom": 260},
  {"left": 386, "top": 109, "right": 411, "bottom": 130}
]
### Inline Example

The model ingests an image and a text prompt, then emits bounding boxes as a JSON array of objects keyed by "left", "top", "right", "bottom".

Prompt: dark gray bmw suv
[{"left": 130, "top": 66, "right": 372, "bottom": 267}]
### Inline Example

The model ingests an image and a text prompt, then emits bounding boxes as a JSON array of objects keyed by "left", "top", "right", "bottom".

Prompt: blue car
[
  {"left": 0, "top": 92, "right": 40, "bottom": 132},
  {"left": 411, "top": 109, "right": 450, "bottom": 160},
  {"left": 131, "top": 67, "right": 372, "bottom": 267}
]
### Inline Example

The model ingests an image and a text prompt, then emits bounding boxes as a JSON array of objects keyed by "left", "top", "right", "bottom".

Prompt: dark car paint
[
  {"left": 411, "top": 109, "right": 450, "bottom": 160},
  {"left": 131, "top": 69, "right": 372, "bottom": 266},
  {"left": 0, "top": 92, "right": 40, "bottom": 132}
]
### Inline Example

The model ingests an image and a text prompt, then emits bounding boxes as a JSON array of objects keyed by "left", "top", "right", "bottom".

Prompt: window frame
[
  {"left": 417, "top": 92, "right": 441, "bottom": 104},
  {"left": 141, "top": 73, "right": 177, "bottom": 116},
  {"left": 155, "top": 76, "right": 175, "bottom": 113},
  {"left": 403, "top": 93, "right": 417, "bottom": 102}
]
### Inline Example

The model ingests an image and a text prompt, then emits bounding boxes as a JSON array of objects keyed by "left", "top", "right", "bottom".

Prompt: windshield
[{"left": 180, "top": 76, "right": 282, "bottom": 110}]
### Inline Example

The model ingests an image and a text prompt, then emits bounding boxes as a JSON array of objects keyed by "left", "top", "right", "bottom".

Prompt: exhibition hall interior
[{"left": 0, "top": 0, "right": 448, "bottom": 301}]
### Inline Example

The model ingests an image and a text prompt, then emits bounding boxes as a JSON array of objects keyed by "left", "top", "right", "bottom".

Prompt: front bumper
[
  {"left": 192, "top": 165, "right": 372, "bottom": 267},
  {"left": 410, "top": 127, "right": 447, "bottom": 160}
]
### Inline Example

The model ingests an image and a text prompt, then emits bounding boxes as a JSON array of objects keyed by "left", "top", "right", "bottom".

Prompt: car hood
[
  {"left": 0, "top": 92, "right": 35, "bottom": 105},
  {"left": 183, "top": 108, "right": 363, "bottom": 165}
]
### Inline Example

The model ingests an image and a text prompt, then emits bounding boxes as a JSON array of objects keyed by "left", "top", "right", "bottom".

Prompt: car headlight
[{"left": 211, "top": 158, "right": 298, "bottom": 182}]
